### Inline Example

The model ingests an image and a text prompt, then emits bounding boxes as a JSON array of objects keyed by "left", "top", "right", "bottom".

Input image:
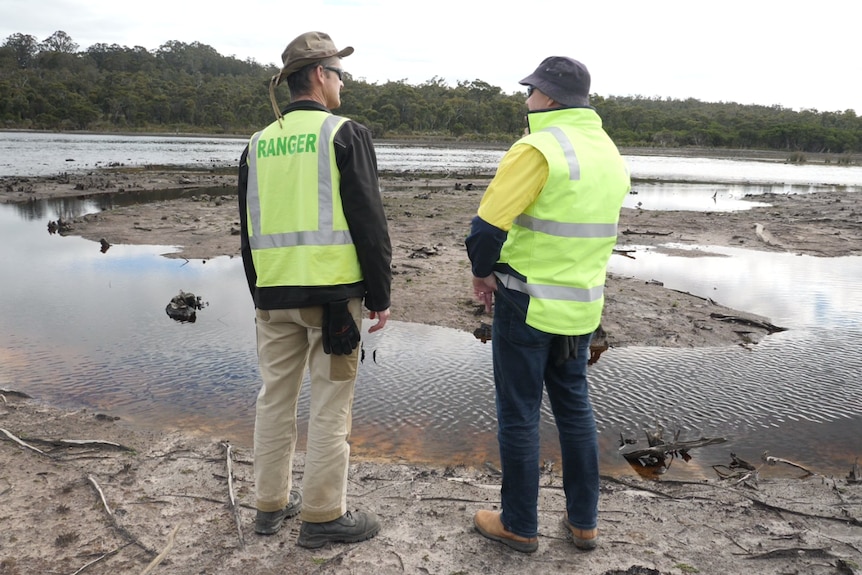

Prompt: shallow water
[{"left": 1, "top": 134, "right": 861, "bottom": 478}]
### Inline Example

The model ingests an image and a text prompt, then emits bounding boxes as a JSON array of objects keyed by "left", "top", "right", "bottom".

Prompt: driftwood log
[
  {"left": 620, "top": 424, "right": 727, "bottom": 471},
  {"left": 709, "top": 313, "right": 787, "bottom": 334}
]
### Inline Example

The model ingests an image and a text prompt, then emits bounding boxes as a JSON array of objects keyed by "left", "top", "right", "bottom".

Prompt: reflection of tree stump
[
  {"left": 165, "top": 290, "right": 205, "bottom": 323},
  {"left": 47, "top": 217, "right": 73, "bottom": 235}
]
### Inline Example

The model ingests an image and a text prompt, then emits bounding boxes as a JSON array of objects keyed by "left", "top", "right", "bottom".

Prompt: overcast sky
[{"left": 2, "top": 0, "right": 860, "bottom": 114}]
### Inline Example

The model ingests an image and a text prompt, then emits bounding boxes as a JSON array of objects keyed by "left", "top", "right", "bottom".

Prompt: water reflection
[
  {"left": 10, "top": 187, "right": 223, "bottom": 221},
  {"left": 608, "top": 244, "right": 862, "bottom": 329}
]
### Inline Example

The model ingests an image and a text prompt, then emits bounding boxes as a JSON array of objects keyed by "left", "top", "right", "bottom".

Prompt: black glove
[
  {"left": 552, "top": 335, "right": 578, "bottom": 366},
  {"left": 322, "top": 299, "right": 360, "bottom": 355}
]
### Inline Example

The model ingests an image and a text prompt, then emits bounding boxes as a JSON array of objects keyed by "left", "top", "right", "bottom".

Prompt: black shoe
[
  {"left": 255, "top": 490, "right": 302, "bottom": 535},
  {"left": 296, "top": 510, "right": 380, "bottom": 549}
]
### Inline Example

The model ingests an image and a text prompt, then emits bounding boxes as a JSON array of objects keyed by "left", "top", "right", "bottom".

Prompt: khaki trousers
[{"left": 253, "top": 299, "right": 361, "bottom": 523}]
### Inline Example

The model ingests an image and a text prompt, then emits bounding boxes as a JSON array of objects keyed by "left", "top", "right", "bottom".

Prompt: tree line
[{"left": 2, "top": 31, "right": 860, "bottom": 156}]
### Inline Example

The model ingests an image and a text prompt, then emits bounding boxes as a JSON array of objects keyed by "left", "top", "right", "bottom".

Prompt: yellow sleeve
[{"left": 476, "top": 144, "right": 548, "bottom": 231}]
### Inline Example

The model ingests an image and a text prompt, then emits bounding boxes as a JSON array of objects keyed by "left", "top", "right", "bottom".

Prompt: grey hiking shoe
[
  {"left": 296, "top": 510, "right": 380, "bottom": 549},
  {"left": 255, "top": 490, "right": 302, "bottom": 535}
]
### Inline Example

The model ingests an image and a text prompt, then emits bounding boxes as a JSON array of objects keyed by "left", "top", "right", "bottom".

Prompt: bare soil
[{"left": 1, "top": 161, "right": 861, "bottom": 575}]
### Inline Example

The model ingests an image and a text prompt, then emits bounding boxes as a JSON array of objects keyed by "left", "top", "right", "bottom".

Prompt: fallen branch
[
  {"left": 221, "top": 442, "right": 245, "bottom": 549},
  {"left": 23, "top": 438, "right": 135, "bottom": 453},
  {"left": 710, "top": 313, "right": 787, "bottom": 334},
  {"left": 746, "top": 495, "right": 862, "bottom": 527},
  {"left": 0, "top": 427, "right": 47, "bottom": 455},
  {"left": 139, "top": 523, "right": 182, "bottom": 575},
  {"left": 58, "top": 439, "right": 133, "bottom": 451},
  {"left": 622, "top": 436, "right": 728, "bottom": 466},
  {"left": 0, "top": 388, "right": 32, "bottom": 399},
  {"left": 745, "top": 546, "right": 835, "bottom": 560}
]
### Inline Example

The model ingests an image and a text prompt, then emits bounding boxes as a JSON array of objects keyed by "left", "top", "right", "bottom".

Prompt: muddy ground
[{"left": 1, "top": 159, "right": 861, "bottom": 574}]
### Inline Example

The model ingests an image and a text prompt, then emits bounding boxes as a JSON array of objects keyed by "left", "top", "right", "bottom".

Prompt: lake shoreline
[{"left": 4, "top": 127, "right": 859, "bottom": 166}]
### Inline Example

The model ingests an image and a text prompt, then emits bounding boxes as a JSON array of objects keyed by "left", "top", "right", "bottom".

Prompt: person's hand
[
  {"left": 322, "top": 299, "right": 361, "bottom": 355},
  {"left": 367, "top": 308, "right": 390, "bottom": 333},
  {"left": 472, "top": 274, "right": 497, "bottom": 313}
]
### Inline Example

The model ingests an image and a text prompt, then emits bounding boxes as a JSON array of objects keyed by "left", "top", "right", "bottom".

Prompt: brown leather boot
[
  {"left": 473, "top": 510, "right": 538, "bottom": 553},
  {"left": 562, "top": 517, "right": 598, "bottom": 550}
]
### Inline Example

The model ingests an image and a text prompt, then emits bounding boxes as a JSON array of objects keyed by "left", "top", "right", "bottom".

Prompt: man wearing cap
[
  {"left": 237, "top": 31, "right": 391, "bottom": 548},
  {"left": 466, "top": 56, "right": 630, "bottom": 553}
]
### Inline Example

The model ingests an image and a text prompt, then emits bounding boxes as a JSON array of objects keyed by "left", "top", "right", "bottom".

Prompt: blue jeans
[{"left": 491, "top": 289, "right": 599, "bottom": 538}]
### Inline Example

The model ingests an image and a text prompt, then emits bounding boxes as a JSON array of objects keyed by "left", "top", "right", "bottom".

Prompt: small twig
[
  {"left": 88, "top": 474, "right": 112, "bottom": 516},
  {"left": 706, "top": 525, "right": 751, "bottom": 553},
  {"left": 747, "top": 495, "right": 862, "bottom": 527},
  {"left": 139, "top": 523, "right": 182, "bottom": 575},
  {"left": 68, "top": 543, "right": 130, "bottom": 575},
  {"left": 86, "top": 474, "right": 156, "bottom": 555},
  {"left": 761, "top": 452, "right": 816, "bottom": 477},
  {"left": 163, "top": 493, "right": 227, "bottom": 505},
  {"left": 621, "top": 229, "right": 673, "bottom": 236},
  {"left": 221, "top": 442, "right": 245, "bottom": 549},
  {"left": 0, "top": 427, "right": 47, "bottom": 455},
  {"left": 57, "top": 438, "right": 133, "bottom": 451}
]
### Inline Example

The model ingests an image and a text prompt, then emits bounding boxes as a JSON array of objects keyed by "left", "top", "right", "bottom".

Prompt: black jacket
[{"left": 238, "top": 101, "right": 392, "bottom": 312}]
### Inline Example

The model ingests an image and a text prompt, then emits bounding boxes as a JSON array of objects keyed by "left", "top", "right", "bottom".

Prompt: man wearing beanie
[
  {"left": 466, "top": 56, "right": 630, "bottom": 553},
  {"left": 237, "top": 31, "right": 392, "bottom": 549}
]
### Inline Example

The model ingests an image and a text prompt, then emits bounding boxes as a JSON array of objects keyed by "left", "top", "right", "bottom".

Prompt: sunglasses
[
  {"left": 526, "top": 85, "right": 535, "bottom": 97},
  {"left": 322, "top": 65, "right": 344, "bottom": 81}
]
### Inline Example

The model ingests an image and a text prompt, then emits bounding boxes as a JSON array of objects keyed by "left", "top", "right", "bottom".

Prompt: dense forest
[{"left": 2, "top": 31, "right": 860, "bottom": 157}]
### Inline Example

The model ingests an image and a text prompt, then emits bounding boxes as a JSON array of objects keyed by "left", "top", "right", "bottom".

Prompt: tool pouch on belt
[{"left": 322, "top": 299, "right": 360, "bottom": 355}]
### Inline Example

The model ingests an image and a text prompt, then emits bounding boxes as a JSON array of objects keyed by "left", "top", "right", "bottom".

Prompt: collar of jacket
[
  {"left": 281, "top": 100, "right": 332, "bottom": 115},
  {"left": 526, "top": 106, "right": 600, "bottom": 133}
]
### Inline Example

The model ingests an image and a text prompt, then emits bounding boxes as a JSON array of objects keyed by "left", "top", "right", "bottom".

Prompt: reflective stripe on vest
[
  {"left": 247, "top": 114, "right": 351, "bottom": 250},
  {"left": 543, "top": 126, "right": 580, "bottom": 180},
  {"left": 513, "top": 213, "right": 618, "bottom": 239},
  {"left": 495, "top": 272, "right": 605, "bottom": 302}
]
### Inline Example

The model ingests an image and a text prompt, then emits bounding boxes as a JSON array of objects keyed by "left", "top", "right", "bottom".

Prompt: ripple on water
[{"left": 9, "top": 320, "right": 862, "bottom": 475}]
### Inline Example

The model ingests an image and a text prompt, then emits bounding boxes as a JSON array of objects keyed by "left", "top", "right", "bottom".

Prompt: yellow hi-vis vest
[
  {"left": 246, "top": 111, "right": 363, "bottom": 288},
  {"left": 496, "top": 107, "right": 630, "bottom": 335}
]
